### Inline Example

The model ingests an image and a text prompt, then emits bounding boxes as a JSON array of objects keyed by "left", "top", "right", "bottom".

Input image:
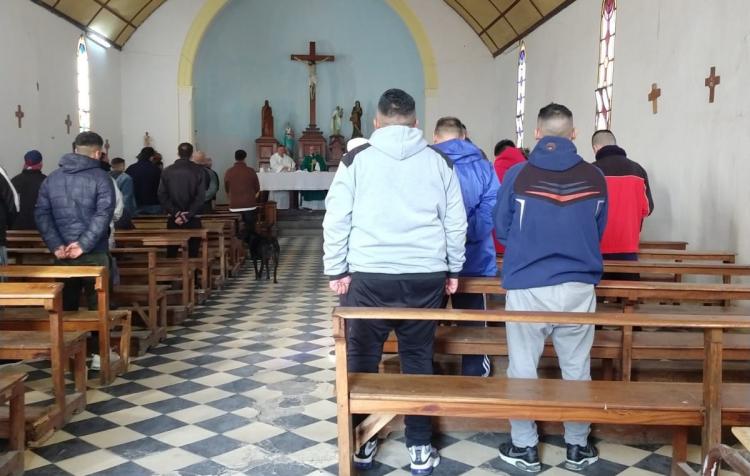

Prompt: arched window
[
  {"left": 515, "top": 42, "right": 526, "bottom": 147},
  {"left": 594, "top": 0, "right": 616, "bottom": 130},
  {"left": 77, "top": 35, "right": 91, "bottom": 132}
]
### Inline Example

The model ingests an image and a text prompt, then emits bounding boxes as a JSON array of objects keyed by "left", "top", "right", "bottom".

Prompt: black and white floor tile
[{"left": 0, "top": 236, "right": 739, "bottom": 475}]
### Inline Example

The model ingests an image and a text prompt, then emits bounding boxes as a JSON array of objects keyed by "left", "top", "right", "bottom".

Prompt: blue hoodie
[
  {"left": 494, "top": 136, "right": 608, "bottom": 289},
  {"left": 433, "top": 139, "right": 499, "bottom": 277}
]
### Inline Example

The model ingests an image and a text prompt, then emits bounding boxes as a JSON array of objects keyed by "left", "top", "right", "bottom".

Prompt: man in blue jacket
[
  {"left": 36, "top": 131, "right": 116, "bottom": 310},
  {"left": 494, "top": 104, "right": 607, "bottom": 473},
  {"left": 433, "top": 116, "right": 498, "bottom": 377}
]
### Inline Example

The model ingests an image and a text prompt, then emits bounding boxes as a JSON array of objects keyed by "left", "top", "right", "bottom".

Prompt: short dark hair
[
  {"left": 377, "top": 88, "right": 416, "bottom": 125},
  {"left": 137, "top": 146, "right": 155, "bottom": 161},
  {"left": 592, "top": 129, "right": 617, "bottom": 147},
  {"left": 74, "top": 131, "right": 104, "bottom": 148},
  {"left": 235, "top": 149, "right": 247, "bottom": 161},
  {"left": 178, "top": 142, "right": 194, "bottom": 159},
  {"left": 494, "top": 139, "right": 515, "bottom": 156},
  {"left": 434, "top": 117, "right": 464, "bottom": 137},
  {"left": 537, "top": 103, "right": 574, "bottom": 137},
  {"left": 111, "top": 157, "right": 125, "bottom": 167}
]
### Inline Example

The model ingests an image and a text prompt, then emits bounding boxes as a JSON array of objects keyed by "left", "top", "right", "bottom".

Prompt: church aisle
[{"left": 18, "top": 237, "right": 723, "bottom": 476}]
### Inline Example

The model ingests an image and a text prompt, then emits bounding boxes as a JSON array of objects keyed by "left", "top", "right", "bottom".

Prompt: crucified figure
[{"left": 294, "top": 58, "right": 331, "bottom": 101}]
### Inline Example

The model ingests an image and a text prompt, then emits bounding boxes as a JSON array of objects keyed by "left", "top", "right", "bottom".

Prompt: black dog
[{"left": 250, "top": 235, "right": 280, "bottom": 283}]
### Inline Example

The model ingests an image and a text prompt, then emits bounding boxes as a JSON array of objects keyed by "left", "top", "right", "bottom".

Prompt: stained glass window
[
  {"left": 77, "top": 35, "right": 90, "bottom": 132},
  {"left": 516, "top": 42, "right": 526, "bottom": 147},
  {"left": 594, "top": 0, "right": 616, "bottom": 130}
]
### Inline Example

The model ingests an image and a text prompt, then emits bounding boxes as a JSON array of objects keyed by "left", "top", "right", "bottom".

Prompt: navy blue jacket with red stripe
[
  {"left": 593, "top": 145, "right": 653, "bottom": 254},
  {"left": 494, "top": 136, "right": 608, "bottom": 290}
]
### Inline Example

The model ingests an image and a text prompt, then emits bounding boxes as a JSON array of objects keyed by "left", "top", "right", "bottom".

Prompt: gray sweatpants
[{"left": 505, "top": 282, "right": 596, "bottom": 448}]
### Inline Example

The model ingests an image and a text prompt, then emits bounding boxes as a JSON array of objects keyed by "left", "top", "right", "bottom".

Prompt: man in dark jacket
[
  {"left": 224, "top": 149, "right": 260, "bottom": 248},
  {"left": 158, "top": 142, "right": 205, "bottom": 257},
  {"left": 0, "top": 163, "right": 19, "bottom": 264},
  {"left": 35, "top": 131, "right": 116, "bottom": 310},
  {"left": 494, "top": 104, "right": 607, "bottom": 473},
  {"left": 126, "top": 146, "right": 162, "bottom": 215},
  {"left": 592, "top": 130, "right": 654, "bottom": 267},
  {"left": 433, "top": 117, "right": 498, "bottom": 378},
  {"left": 11, "top": 150, "right": 43, "bottom": 230}
]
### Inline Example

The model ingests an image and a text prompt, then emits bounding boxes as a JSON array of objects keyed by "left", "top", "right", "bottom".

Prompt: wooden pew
[
  {"left": 0, "top": 265, "right": 132, "bottom": 385},
  {"left": 0, "top": 283, "right": 87, "bottom": 445},
  {"left": 0, "top": 373, "right": 25, "bottom": 476},
  {"left": 458, "top": 277, "right": 750, "bottom": 381},
  {"left": 640, "top": 240, "right": 688, "bottom": 250},
  {"left": 333, "top": 307, "right": 750, "bottom": 475}
]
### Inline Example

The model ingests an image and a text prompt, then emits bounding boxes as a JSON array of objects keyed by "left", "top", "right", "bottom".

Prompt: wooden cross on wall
[
  {"left": 648, "top": 83, "right": 661, "bottom": 114},
  {"left": 291, "top": 42, "right": 335, "bottom": 128},
  {"left": 65, "top": 115, "right": 73, "bottom": 134},
  {"left": 705, "top": 66, "right": 721, "bottom": 103},
  {"left": 15, "top": 105, "right": 24, "bottom": 128}
]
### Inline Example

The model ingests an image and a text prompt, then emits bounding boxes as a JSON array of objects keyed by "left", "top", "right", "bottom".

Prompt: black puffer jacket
[
  {"left": 158, "top": 158, "right": 205, "bottom": 219},
  {"left": 11, "top": 169, "right": 45, "bottom": 230},
  {"left": 35, "top": 153, "right": 116, "bottom": 253}
]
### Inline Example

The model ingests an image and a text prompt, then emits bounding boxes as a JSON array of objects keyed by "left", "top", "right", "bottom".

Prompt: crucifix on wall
[
  {"left": 15, "top": 105, "right": 24, "bottom": 128},
  {"left": 705, "top": 66, "right": 721, "bottom": 103},
  {"left": 65, "top": 114, "right": 73, "bottom": 134},
  {"left": 104, "top": 139, "right": 111, "bottom": 156},
  {"left": 648, "top": 83, "right": 661, "bottom": 114},
  {"left": 291, "top": 42, "right": 335, "bottom": 129}
]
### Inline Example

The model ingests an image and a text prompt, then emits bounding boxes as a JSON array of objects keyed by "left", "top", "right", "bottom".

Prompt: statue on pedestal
[
  {"left": 283, "top": 125, "right": 296, "bottom": 157},
  {"left": 350, "top": 100, "right": 363, "bottom": 139},
  {"left": 261, "top": 100, "right": 274, "bottom": 138},
  {"left": 331, "top": 106, "right": 344, "bottom": 137}
]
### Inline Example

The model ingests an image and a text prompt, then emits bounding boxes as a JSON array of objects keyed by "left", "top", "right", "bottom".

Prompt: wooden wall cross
[
  {"left": 64, "top": 115, "right": 72, "bottom": 134},
  {"left": 14, "top": 105, "right": 24, "bottom": 129},
  {"left": 705, "top": 66, "right": 721, "bottom": 103},
  {"left": 648, "top": 83, "right": 661, "bottom": 114}
]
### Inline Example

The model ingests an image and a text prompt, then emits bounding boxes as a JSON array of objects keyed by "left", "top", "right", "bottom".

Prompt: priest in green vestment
[{"left": 301, "top": 154, "right": 328, "bottom": 208}]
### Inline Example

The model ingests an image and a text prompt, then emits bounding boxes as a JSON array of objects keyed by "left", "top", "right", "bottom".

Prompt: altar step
[{"left": 277, "top": 209, "right": 324, "bottom": 237}]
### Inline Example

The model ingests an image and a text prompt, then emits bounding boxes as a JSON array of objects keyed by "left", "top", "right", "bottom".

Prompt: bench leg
[
  {"left": 9, "top": 381, "right": 24, "bottom": 452},
  {"left": 670, "top": 426, "right": 688, "bottom": 476},
  {"left": 119, "top": 313, "right": 132, "bottom": 374},
  {"left": 73, "top": 341, "right": 87, "bottom": 395},
  {"left": 98, "top": 322, "right": 113, "bottom": 386},
  {"left": 334, "top": 332, "right": 354, "bottom": 475},
  {"left": 620, "top": 325, "right": 633, "bottom": 381}
]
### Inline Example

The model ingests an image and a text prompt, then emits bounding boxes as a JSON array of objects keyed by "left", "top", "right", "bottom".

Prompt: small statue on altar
[
  {"left": 331, "top": 106, "right": 343, "bottom": 136},
  {"left": 283, "top": 124, "right": 296, "bottom": 157},
  {"left": 261, "top": 100, "right": 274, "bottom": 138},
  {"left": 350, "top": 100, "right": 363, "bottom": 139}
]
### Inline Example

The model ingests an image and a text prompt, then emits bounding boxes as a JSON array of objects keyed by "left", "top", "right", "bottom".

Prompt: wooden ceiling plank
[
  {"left": 455, "top": 0, "right": 491, "bottom": 32},
  {"left": 493, "top": 0, "right": 576, "bottom": 56},
  {"left": 93, "top": 0, "right": 137, "bottom": 29},
  {"left": 528, "top": 0, "right": 544, "bottom": 17},
  {"left": 479, "top": 0, "right": 521, "bottom": 36}
]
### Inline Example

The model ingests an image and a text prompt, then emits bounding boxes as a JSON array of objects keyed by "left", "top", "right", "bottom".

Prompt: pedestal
[
  {"left": 255, "top": 136, "right": 278, "bottom": 170},
  {"left": 328, "top": 134, "right": 345, "bottom": 171},
  {"left": 298, "top": 126, "right": 327, "bottom": 161}
]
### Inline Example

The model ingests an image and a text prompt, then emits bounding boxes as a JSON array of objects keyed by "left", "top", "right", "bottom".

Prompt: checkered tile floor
[{"left": 1, "top": 236, "right": 740, "bottom": 475}]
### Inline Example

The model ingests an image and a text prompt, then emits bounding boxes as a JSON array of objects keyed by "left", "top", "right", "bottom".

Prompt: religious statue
[
  {"left": 261, "top": 100, "right": 274, "bottom": 138},
  {"left": 283, "top": 125, "right": 296, "bottom": 157},
  {"left": 350, "top": 101, "right": 363, "bottom": 139},
  {"left": 144, "top": 131, "right": 152, "bottom": 147},
  {"left": 331, "top": 106, "right": 343, "bottom": 136}
]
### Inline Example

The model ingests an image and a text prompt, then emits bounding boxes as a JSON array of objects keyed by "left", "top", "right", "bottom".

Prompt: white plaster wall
[
  {"left": 120, "top": 0, "right": 207, "bottom": 166},
  {"left": 404, "top": 0, "right": 501, "bottom": 154},
  {"left": 120, "top": 0, "right": 500, "bottom": 164},
  {"left": 0, "top": 0, "right": 122, "bottom": 173},
  {"left": 494, "top": 0, "right": 750, "bottom": 266}
]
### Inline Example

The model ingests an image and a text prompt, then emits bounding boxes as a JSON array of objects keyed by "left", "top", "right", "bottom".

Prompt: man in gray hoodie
[{"left": 323, "top": 89, "right": 467, "bottom": 476}]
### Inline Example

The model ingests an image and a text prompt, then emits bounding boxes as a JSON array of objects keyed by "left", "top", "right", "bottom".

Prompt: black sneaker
[
  {"left": 353, "top": 438, "right": 378, "bottom": 470},
  {"left": 498, "top": 442, "right": 541, "bottom": 473},
  {"left": 565, "top": 442, "right": 599, "bottom": 471}
]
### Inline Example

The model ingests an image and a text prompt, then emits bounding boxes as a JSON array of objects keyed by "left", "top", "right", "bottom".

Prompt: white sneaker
[
  {"left": 408, "top": 444, "right": 440, "bottom": 475},
  {"left": 90, "top": 351, "right": 120, "bottom": 371}
]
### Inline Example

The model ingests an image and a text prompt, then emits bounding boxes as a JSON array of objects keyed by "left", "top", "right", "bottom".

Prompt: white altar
[{"left": 259, "top": 171, "right": 336, "bottom": 209}]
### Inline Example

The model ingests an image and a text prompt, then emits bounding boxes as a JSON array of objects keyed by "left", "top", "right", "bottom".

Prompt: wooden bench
[
  {"left": 640, "top": 240, "right": 689, "bottom": 250},
  {"left": 334, "top": 307, "right": 750, "bottom": 475},
  {"left": 0, "top": 373, "right": 25, "bottom": 476},
  {"left": 459, "top": 277, "right": 750, "bottom": 380},
  {"left": 0, "top": 263, "right": 139, "bottom": 386},
  {"left": 0, "top": 283, "right": 87, "bottom": 445},
  {"left": 638, "top": 249, "right": 736, "bottom": 263}
]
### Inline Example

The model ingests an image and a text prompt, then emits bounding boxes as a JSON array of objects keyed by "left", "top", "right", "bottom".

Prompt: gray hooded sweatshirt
[{"left": 323, "top": 125, "right": 467, "bottom": 279}]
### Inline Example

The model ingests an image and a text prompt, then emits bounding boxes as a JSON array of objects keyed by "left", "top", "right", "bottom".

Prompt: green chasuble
[{"left": 301, "top": 154, "right": 328, "bottom": 202}]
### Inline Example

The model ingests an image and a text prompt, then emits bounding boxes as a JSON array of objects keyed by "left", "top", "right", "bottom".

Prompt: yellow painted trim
[
  {"left": 178, "top": 0, "right": 229, "bottom": 87},
  {"left": 178, "top": 0, "right": 438, "bottom": 93},
  {"left": 385, "top": 0, "right": 439, "bottom": 93}
]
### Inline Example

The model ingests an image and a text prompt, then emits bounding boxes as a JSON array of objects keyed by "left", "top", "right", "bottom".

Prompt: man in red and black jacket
[{"left": 592, "top": 130, "right": 654, "bottom": 275}]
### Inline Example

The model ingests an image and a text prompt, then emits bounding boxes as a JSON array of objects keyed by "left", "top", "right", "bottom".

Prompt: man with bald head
[
  {"left": 592, "top": 130, "right": 653, "bottom": 271},
  {"left": 191, "top": 151, "right": 219, "bottom": 213},
  {"left": 494, "top": 103, "right": 607, "bottom": 473}
]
